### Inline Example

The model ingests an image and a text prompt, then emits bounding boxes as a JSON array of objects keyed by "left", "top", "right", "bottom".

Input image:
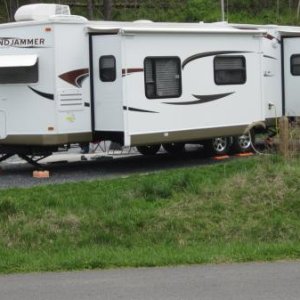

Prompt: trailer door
[
  {"left": 90, "top": 34, "right": 123, "bottom": 134},
  {"left": 283, "top": 37, "right": 300, "bottom": 116}
]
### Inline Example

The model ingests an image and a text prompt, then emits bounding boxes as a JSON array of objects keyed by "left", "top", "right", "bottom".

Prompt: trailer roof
[
  {"left": 278, "top": 28, "right": 300, "bottom": 37},
  {"left": 87, "top": 21, "right": 266, "bottom": 35},
  {"left": 230, "top": 23, "right": 300, "bottom": 37}
]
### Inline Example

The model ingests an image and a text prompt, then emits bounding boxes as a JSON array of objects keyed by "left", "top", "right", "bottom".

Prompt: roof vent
[{"left": 15, "top": 4, "right": 71, "bottom": 22}]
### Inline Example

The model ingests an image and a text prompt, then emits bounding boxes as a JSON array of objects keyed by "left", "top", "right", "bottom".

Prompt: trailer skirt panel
[
  {"left": 130, "top": 125, "right": 248, "bottom": 146},
  {"left": 0, "top": 132, "right": 92, "bottom": 146}
]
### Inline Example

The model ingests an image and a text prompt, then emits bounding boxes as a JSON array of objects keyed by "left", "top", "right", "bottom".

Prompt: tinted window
[
  {"left": 214, "top": 56, "right": 246, "bottom": 85},
  {"left": 291, "top": 55, "right": 300, "bottom": 76},
  {"left": 144, "top": 57, "right": 181, "bottom": 99},
  {"left": 100, "top": 55, "right": 116, "bottom": 82},
  {"left": 0, "top": 62, "right": 38, "bottom": 84}
]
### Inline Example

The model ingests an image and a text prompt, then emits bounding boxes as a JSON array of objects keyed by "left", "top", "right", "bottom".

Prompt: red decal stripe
[
  {"left": 59, "top": 68, "right": 89, "bottom": 87},
  {"left": 122, "top": 68, "right": 144, "bottom": 76}
]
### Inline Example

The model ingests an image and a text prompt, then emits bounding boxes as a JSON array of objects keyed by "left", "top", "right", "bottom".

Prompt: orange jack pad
[{"left": 33, "top": 170, "right": 50, "bottom": 178}]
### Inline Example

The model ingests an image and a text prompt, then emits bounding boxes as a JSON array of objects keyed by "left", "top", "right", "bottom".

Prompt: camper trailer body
[
  {"left": 0, "top": 6, "right": 266, "bottom": 160},
  {"left": 0, "top": 16, "right": 92, "bottom": 148}
]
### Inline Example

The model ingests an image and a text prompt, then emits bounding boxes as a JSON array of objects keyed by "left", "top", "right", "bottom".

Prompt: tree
[
  {"left": 6, "top": 0, "right": 18, "bottom": 21},
  {"left": 87, "top": 0, "right": 94, "bottom": 19},
  {"left": 220, "top": 0, "right": 225, "bottom": 21},
  {"left": 103, "top": 0, "right": 113, "bottom": 20}
]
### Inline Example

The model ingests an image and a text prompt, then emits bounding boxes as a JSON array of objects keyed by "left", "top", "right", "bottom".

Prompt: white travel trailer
[{"left": 0, "top": 4, "right": 271, "bottom": 165}]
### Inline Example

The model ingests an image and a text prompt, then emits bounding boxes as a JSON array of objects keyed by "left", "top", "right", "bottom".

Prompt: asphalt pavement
[
  {"left": 0, "top": 144, "right": 215, "bottom": 189},
  {"left": 0, "top": 261, "right": 299, "bottom": 300}
]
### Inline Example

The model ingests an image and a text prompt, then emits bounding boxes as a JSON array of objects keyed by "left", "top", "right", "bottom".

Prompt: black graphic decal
[
  {"left": 182, "top": 51, "right": 250, "bottom": 69},
  {"left": 263, "top": 55, "right": 277, "bottom": 60},
  {"left": 163, "top": 92, "right": 235, "bottom": 105},
  {"left": 122, "top": 68, "right": 144, "bottom": 77},
  {"left": 123, "top": 106, "right": 158, "bottom": 113},
  {"left": 28, "top": 86, "right": 54, "bottom": 100}
]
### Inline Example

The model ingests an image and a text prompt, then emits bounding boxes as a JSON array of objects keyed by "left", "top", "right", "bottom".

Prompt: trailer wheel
[
  {"left": 136, "top": 144, "right": 161, "bottom": 155},
  {"left": 232, "top": 132, "right": 253, "bottom": 153},
  {"left": 203, "top": 137, "right": 231, "bottom": 156},
  {"left": 162, "top": 142, "right": 185, "bottom": 154}
]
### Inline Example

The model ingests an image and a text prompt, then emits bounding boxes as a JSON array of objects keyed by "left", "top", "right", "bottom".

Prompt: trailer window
[
  {"left": 144, "top": 57, "right": 181, "bottom": 99},
  {"left": 100, "top": 56, "right": 116, "bottom": 82},
  {"left": 214, "top": 56, "right": 246, "bottom": 85},
  {"left": 0, "top": 62, "right": 38, "bottom": 84},
  {"left": 291, "top": 55, "right": 300, "bottom": 76}
]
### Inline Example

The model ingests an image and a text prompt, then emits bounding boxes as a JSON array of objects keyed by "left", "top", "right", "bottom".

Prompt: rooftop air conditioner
[{"left": 14, "top": 4, "right": 71, "bottom": 22}]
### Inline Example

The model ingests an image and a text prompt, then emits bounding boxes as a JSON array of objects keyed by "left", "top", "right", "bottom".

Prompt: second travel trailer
[{"left": 211, "top": 23, "right": 300, "bottom": 155}]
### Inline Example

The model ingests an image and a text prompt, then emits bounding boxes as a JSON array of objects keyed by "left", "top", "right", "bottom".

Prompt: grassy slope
[{"left": 0, "top": 155, "right": 300, "bottom": 273}]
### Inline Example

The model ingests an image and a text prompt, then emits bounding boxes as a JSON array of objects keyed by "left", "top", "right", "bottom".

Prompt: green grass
[{"left": 0, "top": 155, "right": 300, "bottom": 273}]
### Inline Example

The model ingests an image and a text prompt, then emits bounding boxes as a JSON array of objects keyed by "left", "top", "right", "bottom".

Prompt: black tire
[
  {"left": 203, "top": 137, "right": 231, "bottom": 156},
  {"left": 136, "top": 144, "right": 161, "bottom": 155},
  {"left": 232, "top": 132, "right": 254, "bottom": 153},
  {"left": 162, "top": 142, "right": 185, "bottom": 154}
]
